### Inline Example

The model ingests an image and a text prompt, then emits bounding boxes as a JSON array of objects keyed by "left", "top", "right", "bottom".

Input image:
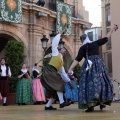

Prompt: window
[
  {"left": 105, "top": 3, "right": 111, "bottom": 26},
  {"left": 106, "top": 28, "right": 111, "bottom": 50},
  {"left": 87, "top": 32, "right": 93, "bottom": 41}
]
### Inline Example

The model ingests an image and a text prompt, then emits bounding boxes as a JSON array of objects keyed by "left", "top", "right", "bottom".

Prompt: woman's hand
[
  {"left": 106, "top": 24, "right": 118, "bottom": 39},
  {"left": 68, "top": 70, "right": 73, "bottom": 75},
  {"left": 18, "top": 73, "right": 24, "bottom": 78},
  {"left": 68, "top": 81, "right": 73, "bottom": 90},
  {"left": 37, "top": 73, "right": 42, "bottom": 78},
  {"left": 113, "top": 24, "right": 118, "bottom": 31}
]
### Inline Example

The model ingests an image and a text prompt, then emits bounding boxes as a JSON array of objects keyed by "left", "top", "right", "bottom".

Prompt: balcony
[
  {"left": 22, "top": 0, "right": 30, "bottom": 2},
  {"left": 106, "top": 14, "right": 111, "bottom": 27},
  {"left": 22, "top": 0, "right": 76, "bottom": 17}
]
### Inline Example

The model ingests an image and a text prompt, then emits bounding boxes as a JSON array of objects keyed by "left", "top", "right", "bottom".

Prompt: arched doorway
[
  {"left": 43, "top": 46, "right": 72, "bottom": 71},
  {"left": 0, "top": 34, "right": 17, "bottom": 59}
]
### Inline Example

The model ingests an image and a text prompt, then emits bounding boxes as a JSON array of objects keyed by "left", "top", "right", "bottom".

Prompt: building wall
[
  {"left": 101, "top": 0, "right": 112, "bottom": 75},
  {"left": 111, "top": 0, "right": 120, "bottom": 95},
  {"left": 0, "top": 0, "right": 92, "bottom": 72},
  {"left": 82, "top": 6, "right": 89, "bottom": 22},
  {"left": 101, "top": 0, "right": 120, "bottom": 95}
]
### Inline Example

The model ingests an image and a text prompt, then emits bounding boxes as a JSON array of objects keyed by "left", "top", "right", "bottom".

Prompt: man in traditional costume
[
  {"left": 0, "top": 58, "right": 11, "bottom": 106},
  {"left": 41, "top": 30, "right": 71, "bottom": 110}
]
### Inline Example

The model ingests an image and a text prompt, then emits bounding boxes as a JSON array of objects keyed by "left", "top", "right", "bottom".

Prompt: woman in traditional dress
[
  {"left": 16, "top": 63, "right": 33, "bottom": 105},
  {"left": 32, "top": 63, "right": 46, "bottom": 105},
  {"left": 68, "top": 25, "right": 118, "bottom": 112},
  {"left": 64, "top": 74, "right": 78, "bottom": 103}
]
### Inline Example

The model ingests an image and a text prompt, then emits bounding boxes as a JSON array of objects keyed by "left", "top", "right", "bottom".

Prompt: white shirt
[
  {"left": 52, "top": 34, "right": 61, "bottom": 56},
  {"left": 58, "top": 66, "right": 70, "bottom": 82},
  {"left": 1, "top": 65, "right": 11, "bottom": 77},
  {"left": 21, "top": 69, "right": 28, "bottom": 74},
  {"left": 52, "top": 34, "right": 70, "bottom": 82}
]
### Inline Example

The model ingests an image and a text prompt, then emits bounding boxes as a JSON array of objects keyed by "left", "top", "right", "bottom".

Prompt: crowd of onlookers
[{"left": 0, "top": 58, "right": 78, "bottom": 106}]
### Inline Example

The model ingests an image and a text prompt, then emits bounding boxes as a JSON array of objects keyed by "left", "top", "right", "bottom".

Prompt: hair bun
[{"left": 80, "top": 34, "right": 87, "bottom": 41}]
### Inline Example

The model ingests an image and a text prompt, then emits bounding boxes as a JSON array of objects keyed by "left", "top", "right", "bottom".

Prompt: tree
[{"left": 4, "top": 40, "right": 25, "bottom": 93}]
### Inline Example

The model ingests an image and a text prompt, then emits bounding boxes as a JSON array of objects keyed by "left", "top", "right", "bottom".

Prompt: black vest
[{"left": 0, "top": 65, "right": 9, "bottom": 76}]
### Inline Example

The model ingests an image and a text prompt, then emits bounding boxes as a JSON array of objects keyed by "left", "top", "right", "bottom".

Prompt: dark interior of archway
[{"left": 0, "top": 34, "right": 16, "bottom": 52}]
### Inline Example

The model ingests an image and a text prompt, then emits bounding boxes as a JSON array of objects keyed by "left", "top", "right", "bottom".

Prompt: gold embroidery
[
  {"left": 61, "top": 14, "right": 67, "bottom": 26},
  {"left": 6, "top": 0, "right": 17, "bottom": 12}
]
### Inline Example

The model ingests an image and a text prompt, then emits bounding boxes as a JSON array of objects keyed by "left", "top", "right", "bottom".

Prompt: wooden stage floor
[{"left": 0, "top": 102, "right": 120, "bottom": 120}]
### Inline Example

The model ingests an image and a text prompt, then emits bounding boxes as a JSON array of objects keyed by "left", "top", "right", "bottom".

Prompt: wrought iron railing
[
  {"left": 22, "top": 0, "right": 76, "bottom": 17},
  {"left": 22, "top": 0, "right": 30, "bottom": 3}
]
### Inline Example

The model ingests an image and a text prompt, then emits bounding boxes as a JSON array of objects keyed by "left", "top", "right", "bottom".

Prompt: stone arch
[
  {"left": 0, "top": 26, "right": 28, "bottom": 60},
  {"left": 0, "top": 30, "right": 28, "bottom": 47}
]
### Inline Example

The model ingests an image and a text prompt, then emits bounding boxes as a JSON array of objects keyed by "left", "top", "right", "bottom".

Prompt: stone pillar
[{"left": 101, "top": 0, "right": 108, "bottom": 70}]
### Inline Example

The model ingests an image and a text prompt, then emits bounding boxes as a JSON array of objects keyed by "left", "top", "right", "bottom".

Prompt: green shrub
[{"left": 4, "top": 40, "right": 25, "bottom": 93}]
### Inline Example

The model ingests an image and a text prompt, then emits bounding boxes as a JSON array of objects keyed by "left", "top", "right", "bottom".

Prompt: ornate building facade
[
  {"left": 101, "top": 0, "right": 112, "bottom": 77},
  {"left": 0, "top": 0, "right": 91, "bottom": 71},
  {"left": 101, "top": 0, "right": 120, "bottom": 94}
]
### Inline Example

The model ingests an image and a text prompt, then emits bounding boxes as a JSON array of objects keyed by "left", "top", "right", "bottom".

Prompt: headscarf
[
  {"left": 32, "top": 63, "right": 40, "bottom": 73},
  {"left": 80, "top": 34, "right": 93, "bottom": 71},
  {"left": 80, "top": 34, "right": 93, "bottom": 46}
]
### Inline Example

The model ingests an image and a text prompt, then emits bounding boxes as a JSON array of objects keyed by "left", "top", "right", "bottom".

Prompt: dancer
[
  {"left": 16, "top": 63, "right": 33, "bottom": 105},
  {"left": 64, "top": 74, "right": 78, "bottom": 103},
  {"left": 41, "top": 29, "right": 71, "bottom": 110},
  {"left": 68, "top": 25, "right": 117, "bottom": 112},
  {"left": 32, "top": 63, "right": 46, "bottom": 105},
  {"left": 0, "top": 58, "right": 11, "bottom": 106}
]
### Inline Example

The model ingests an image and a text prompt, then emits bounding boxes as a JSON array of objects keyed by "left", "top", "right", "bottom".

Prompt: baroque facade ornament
[
  {"left": 56, "top": 1, "right": 72, "bottom": 35},
  {"left": 0, "top": 0, "right": 22, "bottom": 23},
  {"left": 6, "top": 0, "right": 17, "bottom": 12}
]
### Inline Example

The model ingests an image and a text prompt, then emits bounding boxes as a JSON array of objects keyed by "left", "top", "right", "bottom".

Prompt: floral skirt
[
  {"left": 78, "top": 55, "right": 113, "bottom": 109},
  {"left": 64, "top": 80, "right": 78, "bottom": 102},
  {"left": 16, "top": 78, "right": 33, "bottom": 104},
  {"left": 31, "top": 78, "right": 45, "bottom": 102}
]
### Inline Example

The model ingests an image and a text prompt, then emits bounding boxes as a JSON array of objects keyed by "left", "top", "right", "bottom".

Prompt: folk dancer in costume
[
  {"left": 16, "top": 63, "right": 33, "bottom": 105},
  {"left": 32, "top": 63, "right": 46, "bottom": 105},
  {"left": 0, "top": 58, "right": 11, "bottom": 106},
  {"left": 41, "top": 30, "right": 72, "bottom": 110},
  {"left": 64, "top": 73, "right": 78, "bottom": 103},
  {"left": 68, "top": 25, "right": 118, "bottom": 112}
]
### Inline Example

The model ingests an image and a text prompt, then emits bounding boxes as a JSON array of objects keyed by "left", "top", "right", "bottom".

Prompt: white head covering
[
  {"left": 82, "top": 36, "right": 93, "bottom": 46},
  {"left": 21, "top": 69, "right": 27, "bottom": 73},
  {"left": 80, "top": 34, "right": 93, "bottom": 71},
  {"left": 32, "top": 64, "right": 40, "bottom": 73}
]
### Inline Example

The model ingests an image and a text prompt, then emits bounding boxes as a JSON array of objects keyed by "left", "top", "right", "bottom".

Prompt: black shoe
[
  {"left": 34, "top": 102, "right": 38, "bottom": 105},
  {"left": 100, "top": 104, "right": 106, "bottom": 110},
  {"left": 85, "top": 106, "right": 94, "bottom": 112},
  {"left": 22, "top": 103, "right": 27, "bottom": 105},
  {"left": 71, "top": 101, "right": 74, "bottom": 104},
  {"left": 3, "top": 103, "right": 8, "bottom": 106},
  {"left": 45, "top": 106, "right": 57, "bottom": 110},
  {"left": 18, "top": 103, "right": 21, "bottom": 105},
  {"left": 60, "top": 102, "right": 71, "bottom": 108}
]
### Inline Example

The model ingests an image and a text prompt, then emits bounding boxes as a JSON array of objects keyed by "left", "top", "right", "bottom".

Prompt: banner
[
  {"left": 0, "top": 0, "right": 22, "bottom": 23},
  {"left": 0, "top": 1, "right": 2, "bottom": 20},
  {"left": 56, "top": 1, "right": 72, "bottom": 35}
]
